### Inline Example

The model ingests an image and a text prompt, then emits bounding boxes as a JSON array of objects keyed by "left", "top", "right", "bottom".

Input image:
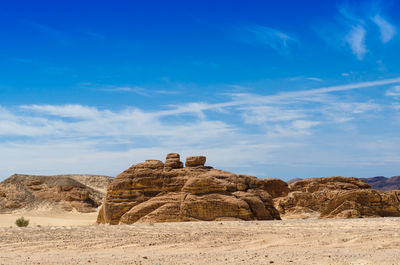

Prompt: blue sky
[{"left": 1, "top": 0, "right": 400, "bottom": 180}]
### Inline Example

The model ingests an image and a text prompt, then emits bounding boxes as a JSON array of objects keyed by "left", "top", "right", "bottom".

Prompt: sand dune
[{"left": 1, "top": 214, "right": 399, "bottom": 264}]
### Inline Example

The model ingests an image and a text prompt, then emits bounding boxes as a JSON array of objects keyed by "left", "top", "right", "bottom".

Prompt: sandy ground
[
  {"left": 0, "top": 212, "right": 97, "bottom": 227},
  {"left": 0, "top": 214, "right": 400, "bottom": 265}
]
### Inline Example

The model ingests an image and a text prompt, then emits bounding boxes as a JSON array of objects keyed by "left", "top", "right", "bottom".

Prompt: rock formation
[
  {"left": 164, "top": 153, "right": 184, "bottom": 170},
  {"left": 0, "top": 174, "right": 113, "bottom": 213},
  {"left": 97, "top": 154, "right": 289, "bottom": 224},
  {"left": 360, "top": 176, "right": 400, "bottom": 191},
  {"left": 3, "top": 158, "right": 397, "bottom": 221},
  {"left": 185, "top": 156, "right": 206, "bottom": 167},
  {"left": 320, "top": 189, "right": 400, "bottom": 218},
  {"left": 274, "top": 177, "right": 400, "bottom": 218}
]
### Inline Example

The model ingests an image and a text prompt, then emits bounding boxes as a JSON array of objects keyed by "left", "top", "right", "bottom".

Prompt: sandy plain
[{"left": 0, "top": 213, "right": 400, "bottom": 265}]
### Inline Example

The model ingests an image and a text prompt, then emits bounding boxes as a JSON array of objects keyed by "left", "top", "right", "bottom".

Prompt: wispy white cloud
[
  {"left": 79, "top": 83, "right": 150, "bottom": 96},
  {"left": 372, "top": 15, "right": 397, "bottom": 43},
  {"left": 337, "top": 3, "right": 365, "bottom": 47},
  {"left": 238, "top": 24, "right": 298, "bottom": 53},
  {"left": 391, "top": 103, "right": 400, "bottom": 110},
  {"left": 241, "top": 105, "right": 306, "bottom": 125},
  {"left": 386, "top": 85, "right": 400, "bottom": 97},
  {"left": 292, "top": 120, "right": 320, "bottom": 129},
  {"left": 338, "top": 101, "right": 380, "bottom": 114},
  {"left": 345, "top": 24, "right": 367, "bottom": 60},
  {"left": 320, "top": 100, "right": 381, "bottom": 123},
  {"left": 110, "top": 86, "right": 149, "bottom": 95},
  {"left": 20, "top": 104, "right": 102, "bottom": 119},
  {"left": 265, "top": 120, "right": 321, "bottom": 137},
  {"left": 331, "top": 3, "right": 397, "bottom": 60},
  {"left": 80, "top": 83, "right": 183, "bottom": 97},
  {"left": 18, "top": 77, "right": 395, "bottom": 125},
  {"left": 155, "top": 90, "right": 182, "bottom": 95},
  {"left": 307, "top": 77, "right": 323, "bottom": 82},
  {"left": 1, "top": 78, "right": 400, "bottom": 179}
]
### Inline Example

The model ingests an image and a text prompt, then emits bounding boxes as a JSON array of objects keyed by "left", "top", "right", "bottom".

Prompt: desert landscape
[
  {"left": 0, "top": 218, "right": 399, "bottom": 265},
  {"left": 3, "top": 1, "right": 400, "bottom": 264},
  {"left": 1, "top": 154, "right": 400, "bottom": 264}
]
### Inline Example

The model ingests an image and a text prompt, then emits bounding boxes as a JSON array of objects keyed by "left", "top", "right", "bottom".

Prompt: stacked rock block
[{"left": 164, "top": 153, "right": 184, "bottom": 171}]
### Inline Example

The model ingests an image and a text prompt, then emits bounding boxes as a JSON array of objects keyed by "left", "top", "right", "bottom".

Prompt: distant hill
[
  {"left": 286, "top": 178, "right": 303, "bottom": 185},
  {"left": 0, "top": 174, "right": 113, "bottom": 213},
  {"left": 359, "top": 176, "right": 400, "bottom": 191},
  {"left": 287, "top": 176, "right": 400, "bottom": 191}
]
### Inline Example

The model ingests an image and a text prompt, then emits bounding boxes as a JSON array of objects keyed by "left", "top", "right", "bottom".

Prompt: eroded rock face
[
  {"left": 97, "top": 154, "right": 289, "bottom": 224},
  {"left": 0, "top": 174, "right": 113, "bottom": 213},
  {"left": 274, "top": 177, "right": 400, "bottom": 219},
  {"left": 289, "top": 177, "right": 370, "bottom": 192},
  {"left": 321, "top": 189, "right": 400, "bottom": 218}
]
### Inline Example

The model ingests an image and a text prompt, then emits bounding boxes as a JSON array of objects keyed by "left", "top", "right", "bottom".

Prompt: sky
[{"left": 1, "top": 0, "right": 400, "bottom": 181}]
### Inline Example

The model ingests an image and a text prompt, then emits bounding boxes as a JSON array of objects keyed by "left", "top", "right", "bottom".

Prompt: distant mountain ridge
[
  {"left": 287, "top": 178, "right": 303, "bottom": 185},
  {"left": 287, "top": 176, "right": 400, "bottom": 192},
  {"left": 360, "top": 176, "right": 400, "bottom": 191}
]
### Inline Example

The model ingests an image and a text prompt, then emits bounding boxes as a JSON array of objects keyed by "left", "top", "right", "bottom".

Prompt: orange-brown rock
[
  {"left": 97, "top": 154, "right": 288, "bottom": 224},
  {"left": 274, "top": 176, "right": 400, "bottom": 219},
  {"left": 320, "top": 189, "right": 400, "bottom": 218},
  {"left": 0, "top": 174, "right": 113, "bottom": 213},
  {"left": 289, "top": 176, "right": 370, "bottom": 192},
  {"left": 164, "top": 153, "right": 184, "bottom": 170},
  {"left": 185, "top": 156, "right": 206, "bottom": 167}
]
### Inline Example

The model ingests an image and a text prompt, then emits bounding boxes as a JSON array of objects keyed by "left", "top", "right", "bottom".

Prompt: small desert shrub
[{"left": 15, "top": 217, "right": 29, "bottom": 227}]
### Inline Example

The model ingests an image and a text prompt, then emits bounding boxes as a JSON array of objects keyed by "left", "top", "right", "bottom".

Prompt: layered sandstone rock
[
  {"left": 320, "top": 189, "right": 400, "bottom": 218},
  {"left": 164, "top": 153, "right": 184, "bottom": 170},
  {"left": 185, "top": 156, "right": 206, "bottom": 167},
  {"left": 289, "top": 177, "right": 371, "bottom": 192},
  {"left": 274, "top": 177, "right": 400, "bottom": 219},
  {"left": 0, "top": 174, "right": 113, "bottom": 213},
  {"left": 97, "top": 154, "right": 289, "bottom": 224}
]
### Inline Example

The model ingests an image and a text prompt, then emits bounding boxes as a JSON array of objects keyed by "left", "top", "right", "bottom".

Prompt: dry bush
[{"left": 15, "top": 217, "right": 29, "bottom": 227}]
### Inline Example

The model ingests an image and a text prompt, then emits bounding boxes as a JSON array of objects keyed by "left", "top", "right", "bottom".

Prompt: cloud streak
[
  {"left": 386, "top": 86, "right": 400, "bottom": 97},
  {"left": 1, "top": 78, "right": 400, "bottom": 179},
  {"left": 372, "top": 15, "right": 397, "bottom": 43},
  {"left": 163, "top": 77, "right": 400, "bottom": 115},
  {"left": 237, "top": 24, "right": 298, "bottom": 53}
]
